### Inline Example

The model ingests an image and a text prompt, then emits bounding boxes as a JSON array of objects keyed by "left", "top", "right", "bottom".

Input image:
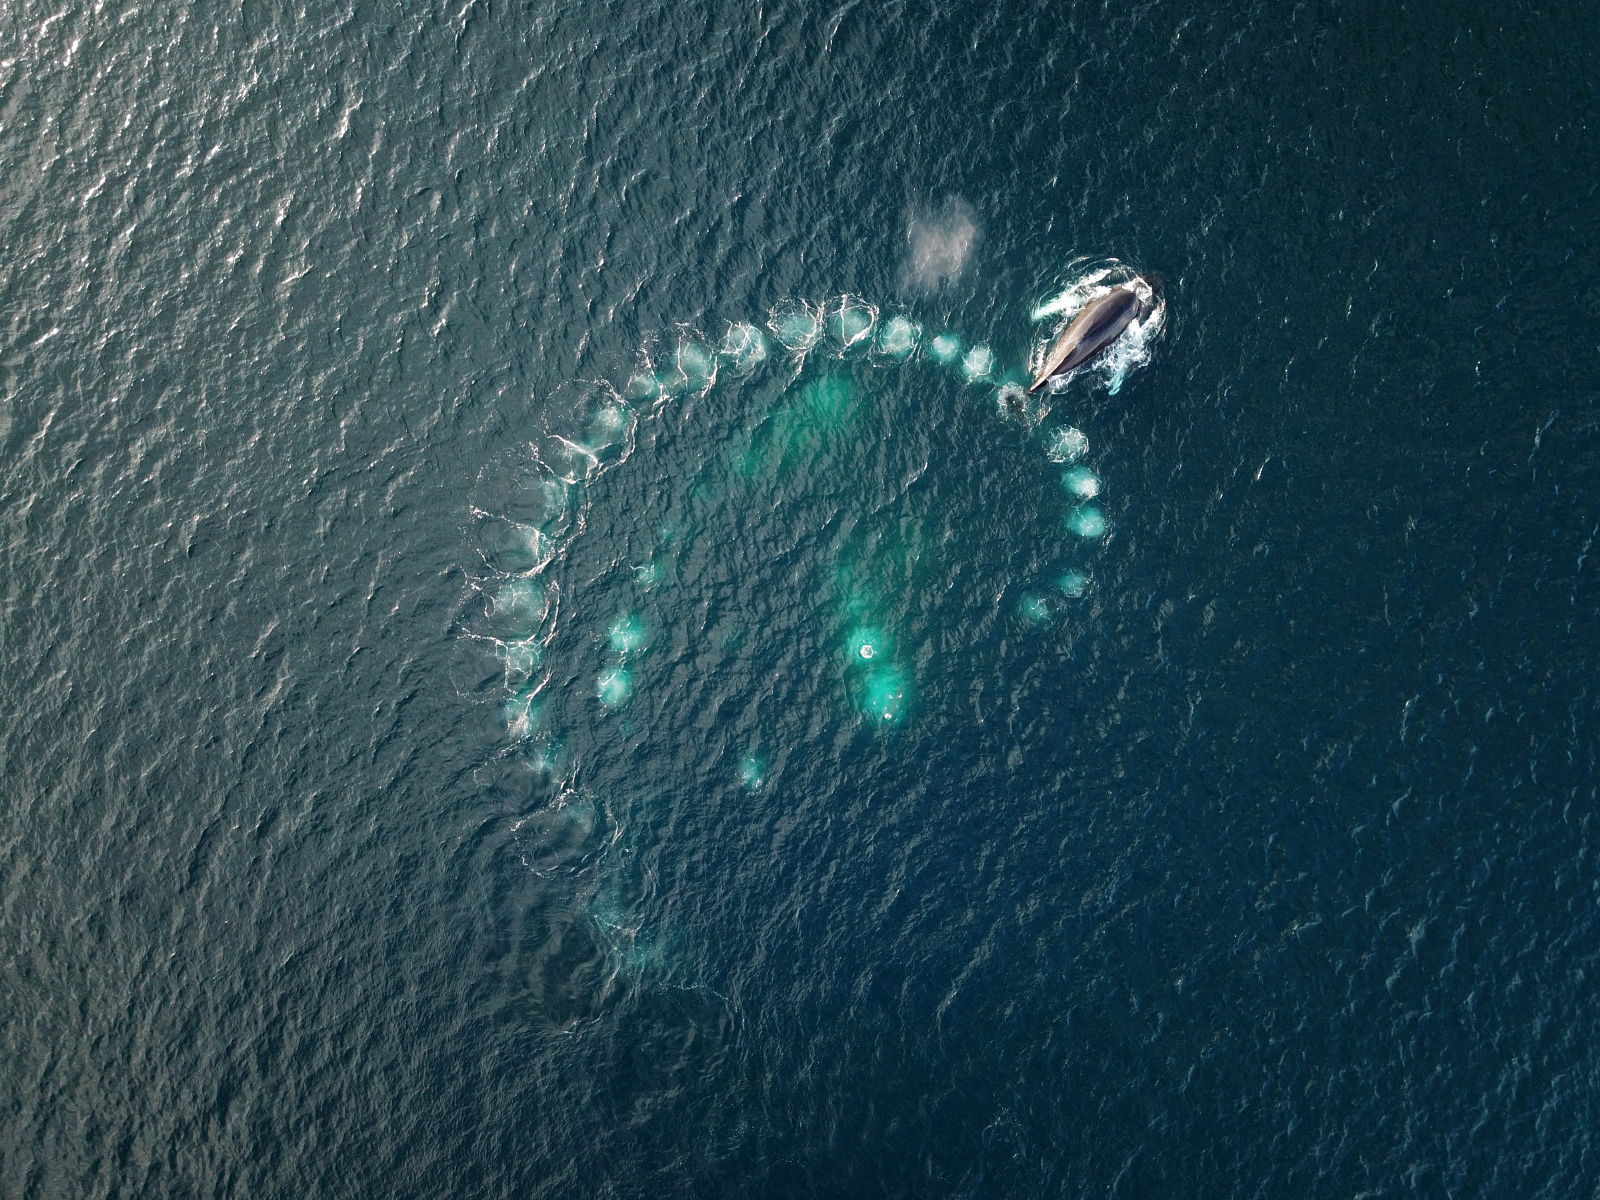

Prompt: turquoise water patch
[
  {"left": 1063, "top": 467, "right": 1101, "bottom": 499},
  {"left": 1067, "top": 506, "right": 1107, "bottom": 538},
  {"left": 829, "top": 296, "right": 876, "bottom": 349},
  {"left": 738, "top": 753, "right": 765, "bottom": 789},
  {"left": 854, "top": 664, "right": 909, "bottom": 725},
  {"left": 874, "top": 315, "right": 921, "bottom": 359},
  {"left": 960, "top": 344, "right": 995, "bottom": 382},
  {"left": 928, "top": 333, "right": 962, "bottom": 363},
  {"left": 1045, "top": 426, "right": 1090, "bottom": 462},
  {"left": 732, "top": 372, "right": 858, "bottom": 480},
  {"left": 1056, "top": 569, "right": 1090, "bottom": 597},
  {"left": 846, "top": 626, "right": 887, "bottom": 663},
  {"left": 1019, "top": 593, "right": 1053, "bottom": 625},
  {"left": 596, "top": 665, "right": 634, "bottom": 708},
  {"left": 607, "top": 613, "right": 650, "bottom": 654}
]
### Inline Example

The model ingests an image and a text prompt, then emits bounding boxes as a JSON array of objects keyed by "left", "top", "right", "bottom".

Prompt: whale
[{"left": 1028, "top": 282, "right": 1154, "bottom": 392}]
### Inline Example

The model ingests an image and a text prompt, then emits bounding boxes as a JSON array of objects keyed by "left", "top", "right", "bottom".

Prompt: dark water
[{"left": 3, "top": 1, "right": 1599, "bottom": 1195}]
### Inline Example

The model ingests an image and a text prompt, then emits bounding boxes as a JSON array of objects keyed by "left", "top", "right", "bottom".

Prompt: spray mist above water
[{"left": 903, "top": 198, "right": 979, "bottom": 291}]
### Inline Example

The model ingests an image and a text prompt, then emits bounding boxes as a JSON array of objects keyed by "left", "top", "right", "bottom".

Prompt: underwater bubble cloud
[
  {"left": 719, "top": 322, "right": 768, "bottom": 374},
  {"left": 493, "top": 578, "right": 545, "bottom": 635},
  {"left": 1019, "top": 593, "right": 1054, "bottom": 625},
  {"left": 1067, "top": 506, "right": 1107, "bottom": 539},
  {"left": 607, "top": 613, "right": 649, "bottom": 655},
  {"left": 1056, "top": 570, "right": 1090, "bottom": 598},
  {"left": 858, "top": 665, "right": 908, "bottom": 724},
  {"left": 596, "top": 665, "right": 634, "bottom": 709},
  {"left": 874, "top": 315, "right": 921, "bottom": 359},
  {"left": 829, "top": 295, "right": 877, "bottom": 350},
  {"left": 1045, "top": 426, "right": 1089, "bottom": 463},
  {"left": 677, "top": 340, "right": 718, "bottom": 391},
  {"left": 846, "top": 627, "right": 886, "bottom": 662},
  {"left": 1063, "top": 467, "right": 1101, "bottom": 499},
  {"left": 738, "top": 754, "right": 765, "bottom": 790},
  {"left": 767, "top": 299, "right": 823, "bottom": 352},
  {"left": 960, "top": 344, "right": 995, "bottom": 383}
]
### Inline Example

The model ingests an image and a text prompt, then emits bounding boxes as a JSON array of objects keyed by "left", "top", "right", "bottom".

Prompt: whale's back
[{"left": 1029, "top": 284, "right": 1150, "bottom": 392}]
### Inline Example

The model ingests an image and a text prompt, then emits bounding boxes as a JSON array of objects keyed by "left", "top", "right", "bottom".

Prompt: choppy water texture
[{"left": 3, "top": 2, "right": 1599, "bottom": 1196}]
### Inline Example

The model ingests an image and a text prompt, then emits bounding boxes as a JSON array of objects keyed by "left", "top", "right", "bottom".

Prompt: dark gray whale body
[{"left": 1028, "top": 283, "right": 1154, "bottom": 392}]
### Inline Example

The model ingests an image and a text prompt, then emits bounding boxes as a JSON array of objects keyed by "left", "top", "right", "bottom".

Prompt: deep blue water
[{"left": 3, "top": 1, "right": 1599, "bottom": 1196}]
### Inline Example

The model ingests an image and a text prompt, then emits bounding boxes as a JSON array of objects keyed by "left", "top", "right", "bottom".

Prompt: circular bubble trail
[{"left": 467, "top": 265, "right": 1163, "bottom": 761}]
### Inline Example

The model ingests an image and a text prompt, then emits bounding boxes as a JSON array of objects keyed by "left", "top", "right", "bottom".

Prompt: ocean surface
[{"left": 2, "top": 1, "right": 1598, "bottom": 1195}]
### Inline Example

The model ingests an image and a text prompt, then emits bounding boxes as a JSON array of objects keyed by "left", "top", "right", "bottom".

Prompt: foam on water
[
  {"left": 738, "top": 753, "right": 765, "bottom": 790},
  {"left": 1019, "top": 593, "right": 1053, "bottom": 625},
  {"left": 1045, "top": 426, "right": 1089, "bottom": 463},
  {"left": 855, "top": 664, "right": 908, "bottom": 724},
  {"left": 677, "top": 339, "right": 718, "bottom": 391},
  {"left": 500, "top": 637, "right": 543, "bottom": 682},
  {"left": 928, "top": 333, "right": 962, "bottom": 364},
  {"left": 828, "top": 295, "right": 877, "bottom": 350},
  {"left": 846, "top": 626, "right": 886, "bottom": 662},
  {"left": 719, "top": 322, "right": 768, "bottom": 374},
  {"left": 767, "top": 299, "right": 824, "bottom": 352},
  {"left": 960, "top": 344, "right": 995, "bottom": 382},
  {"left": 1067, "top": 506, "right": 1107, "bottom": 539},
  {"left": 493, "top": 578, "right": 546, "bottom": 635},
  {"left": 502, "top": 687, "right": 543, "bottom": 739},
  {"left": 995, "top": 381, "right": 1053, "bottom": 429},
  {"left": 626, "top": 370, "right": 663, "bottom": 400},
  {"left": 874, "top": 314, "right": 921, "bottom": 359},
  {"left": 1056, "top": 569, "right": 1090, "bottom": 597},
  {"left": 596, "top": 665, "right": 634, "bottom": 709},
  {"left": 1063, "top": 467, "right": 1101, "bottom": 499},
  {"left": 607, "top": 613, "right": 649, "bottom": 654},
  {"left": 471, "top": 288, "right": 1123, "bottom": 755}
]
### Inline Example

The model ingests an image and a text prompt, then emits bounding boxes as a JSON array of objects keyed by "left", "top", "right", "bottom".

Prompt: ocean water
[{"left": 2, "top": 1, "right": 1598, "bottom": 1196}]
